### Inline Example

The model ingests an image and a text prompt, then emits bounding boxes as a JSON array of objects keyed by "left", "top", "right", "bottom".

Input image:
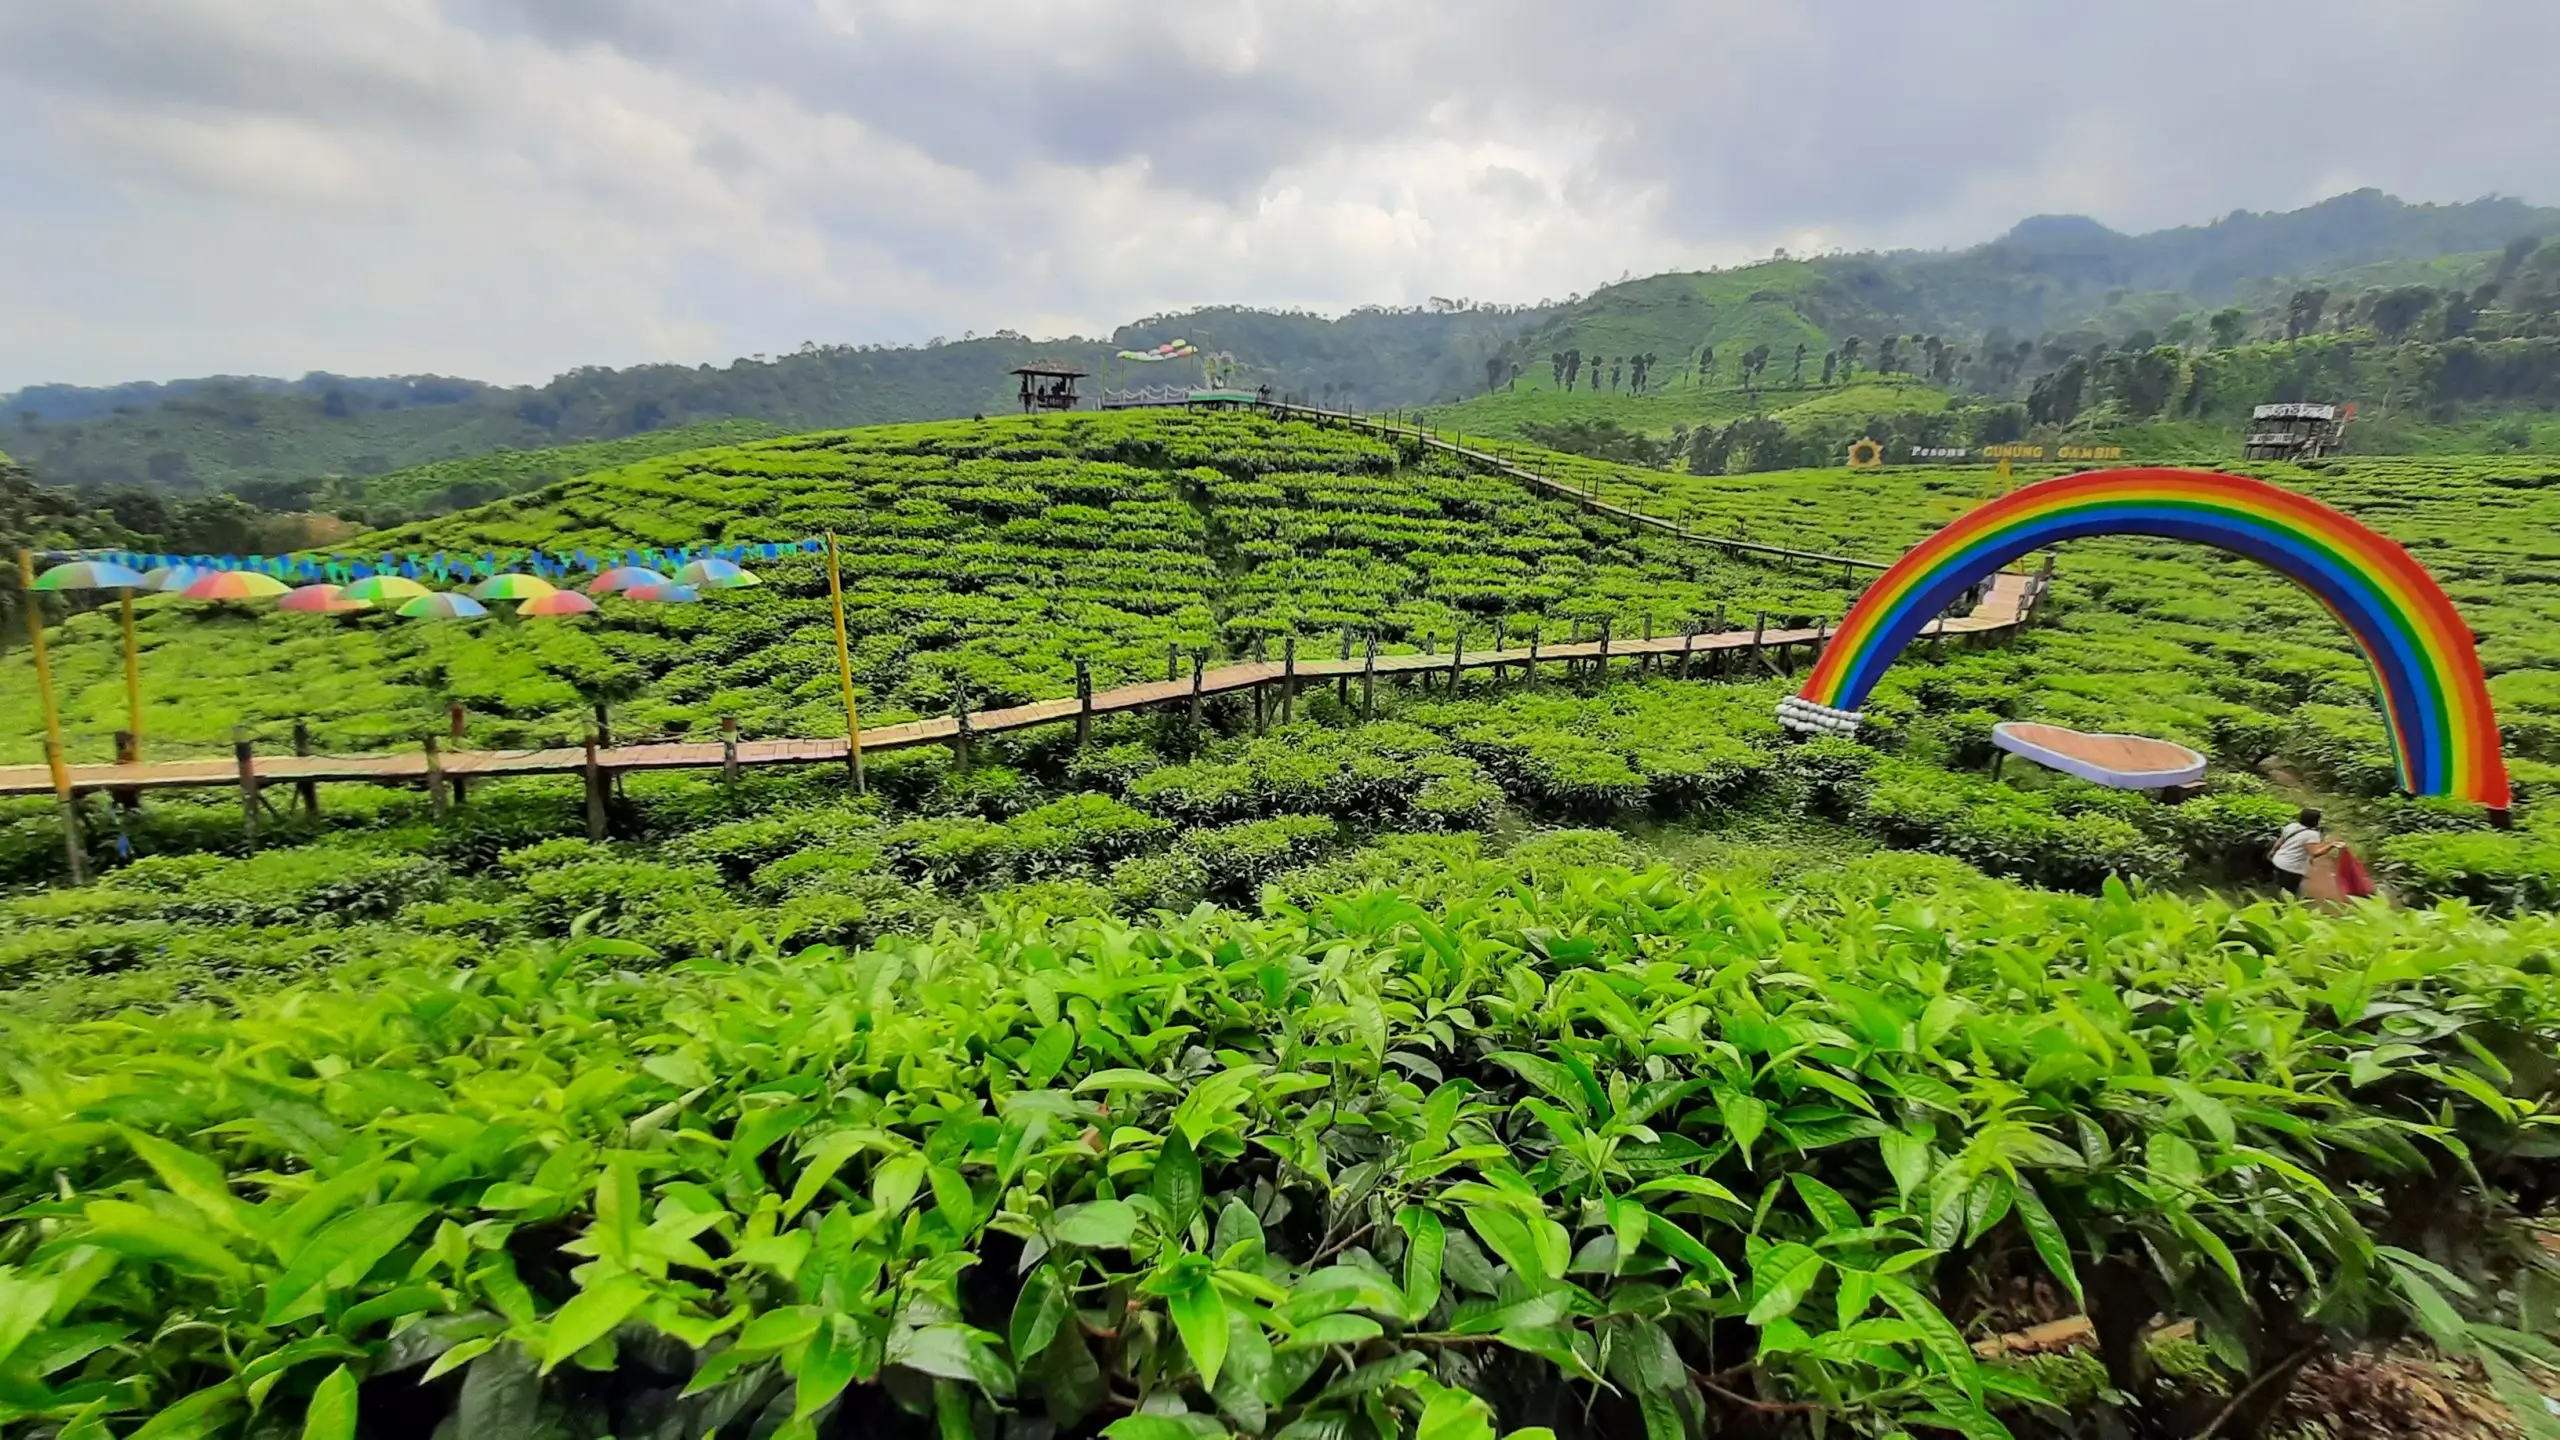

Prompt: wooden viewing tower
[{"left": 1013, "top": 362, "right": 1087, "bottom": 413}]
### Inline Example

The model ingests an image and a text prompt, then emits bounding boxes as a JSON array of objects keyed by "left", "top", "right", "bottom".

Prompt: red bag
[{"left": 2333, "top": 846, "right": 2378, "bottom": 899}]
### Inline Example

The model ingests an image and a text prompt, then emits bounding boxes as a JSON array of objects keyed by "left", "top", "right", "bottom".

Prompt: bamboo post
[
  {"left": 19, "top": 550, "right": 84, "bottom": 882},
  {"left": 1189, "top": 651, "right": 1206, "bottom": 729},
  {"left": 235, "top": 726, "right": 261, "bottom": 845},
  {"left": 293, "top": 720, "right": 319, "bottom": 819},
  {"left": 824, "top": 531, "right": 865, "bottom": 794},
  {"left": 721, "top": 716, "right": 740, "bottom": 786},
  {"left": 1282, "top": 636, "right": 1298, "bottom": 724},
  {"left": 119, "top": 589, "right": 143, "bottom": 757},
  {"left": 1075, "top": 658, "right": 1094, "bottom": 748},
  {"left": 424, "top": 733, "right": 448, "bottom": 819},
  {"left": 584, "top": 732, "right": 608, "bottom": 841},
  {"left": 1362, "top": 634, "right": 1378, "bottom": 720}
]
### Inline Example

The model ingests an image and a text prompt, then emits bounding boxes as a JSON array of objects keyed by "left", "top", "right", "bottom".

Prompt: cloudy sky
[{"left": 3, "top": 0, "right": 2553, "bottom": 391}]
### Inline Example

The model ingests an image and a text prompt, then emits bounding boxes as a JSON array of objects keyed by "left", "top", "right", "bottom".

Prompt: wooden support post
[
  {"left": 1167, "top": 640, "right": 1181, "bottom": 683},
  {"left": 1189, "top": 651, "right": 1206, "bottom": 729},
  {"left": 593, "top": 701, "right": 612, "bottom": 750},
  {"left": 952, "top": 688, "right": 973, "bottom": 768},
  {"left": 1337, "top": 626, "right": 1352, "bottom": 704},
  {"left": 1780, "top": 621, "right": 1797, "bottom": 678},
  {"left": 824, "top": 530, "right": 865, "bottom": 795},
  {"left": 448, "top": 703, "right": 466, "bottom": 741},
  {"left": 1447, "top": 625, "right": 1462, "bottom": 693},
  {"left": 1750, "top": 611, "right": 1768, "bottom": 675},
  {"left": 20, "top": 548, "right": 85, "bottom": 883},
  {"left": 1075, "top": 658, "right": 1094, "bottom": 748},
  {"left": 1527, "top": 622, "right": 1540, "bottom": 687},
  {"left": 1680, "top": 622, "right": 1697, "bottom": 680},
  {"left": 721, "top": 716, "right": 740, "bottom": 785},
  {"left": 1991, "top": 749, "right": 2008, "bottom": 781},
  {"left": 235, "top": 726, "right": 261, "bottom": 846},
  {"left": 1597, "top": 618, "right": 1612, "bottom": 680},
  {"left": 424, "top": 733, "right": 448, "bottom": 819},
  {"left": 119, "top": 589, "right": 143, "bottom": 759},
  {"left": 1362, "top": 634, "right": 1378, "bottom": 720},
  {"left": 584, "top": 732, "right": 608, "bottom": 842},
  {"left": 292, "top": 720, "right": 318, "bottom": 819},
  {"left": 1282, "top": 636, "right": 1298, "bottom": 724}
]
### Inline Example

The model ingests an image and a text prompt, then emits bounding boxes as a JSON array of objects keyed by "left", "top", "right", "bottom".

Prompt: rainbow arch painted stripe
[{"left": 1794, "top": 467, "right": 2510, "bottom": 809}]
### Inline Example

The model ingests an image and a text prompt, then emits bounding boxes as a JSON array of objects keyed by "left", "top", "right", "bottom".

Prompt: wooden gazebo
[{"left": 1013, "top": 362, "right": 1087, "bottom": 413}]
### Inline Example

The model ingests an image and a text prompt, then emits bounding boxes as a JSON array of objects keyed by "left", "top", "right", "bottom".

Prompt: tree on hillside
[
  {"left": 1485, "top": 355, "right": 1508, "bottom": 395},
  {"left": 2027, "top": 357, "right": 2089, "bottom": 426},
  {"left": 1838, "top": 337, "right": 1860, "bottom": 379},
  {"left": 1876, "top": 335, "right": 1899, "bottom": 374},
  {"left": 1609, "top": 357, "right": 1623, "bottom": 392},
  {"left": 1699, "top": 345, "right": 1716, "bottom": 387},
  {"left": 1921, "top": 336, "right": 1945, "bottom": 384},
  {"left": 2284, "top": 288, "right": 2330, "bottom": 340},
  {"left": 1564, "top": 349, "right": 1583, "bottom": 390},
  {"left": 2368, "top": 285, "right": 2437, "bottom": 340},
  {"left": 2441, "top": 287, "right": 2482, "bottom": 340},
  {"left": 1821, "top": 350, "right": 1838, "bottom": 385},
  {"left": 1790, "top": 344, "right": 1806, "bottom": 384},
  {"left": 2497, "top": 233, "right": 2542, "bottom": 284},
  {"left": 2208, "top": 307, "right": 2247, "bottom": 349},
  {"left": 1550, "top": 352, "right": 1566, "bottom": 387}
]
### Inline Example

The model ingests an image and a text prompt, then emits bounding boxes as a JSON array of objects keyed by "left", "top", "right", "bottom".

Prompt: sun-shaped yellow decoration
[{"left": 1846, "top": 438, "right": 1884, "bottom": 469}]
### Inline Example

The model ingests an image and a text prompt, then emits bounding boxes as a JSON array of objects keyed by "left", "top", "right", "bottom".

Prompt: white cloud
[{"left": 0, "top": 0, "right": 2554, "bottom": 389}]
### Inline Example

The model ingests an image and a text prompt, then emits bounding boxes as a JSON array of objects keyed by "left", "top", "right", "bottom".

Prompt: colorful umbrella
[
  {"left": 32, "top": 560, "right": 149, "bottom": 591},
  {"left": 674, "top": 558, "right": 760, "bottom": 589},
  {"left": 397, "top": 592, "right": 489, "bottom": 620},
  {"left": 587, "top": 566, "right": 669, "bottom": 595},
  {"left": 278, "top": 583, "right": 372, "bottom": 614},
  {"left": 140, "top": 564, "right": 208, "bottom": 593},
  {"left": 471, "top": 573, "right": 557, "bottom": 602},
  {"left": 519, "top": 590, "right": 598, "bottom": 617},
  {"left": 342, "top": 575, "right": 431, "bottom": 603},
  {"left": 621, "top": 583, "right": 701, "bottom": 604},
  {"left": 182, "top": 571, "right": 291, "bottom": 601}
]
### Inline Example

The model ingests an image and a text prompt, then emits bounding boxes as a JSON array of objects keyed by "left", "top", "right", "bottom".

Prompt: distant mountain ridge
[{"left": 7, "top": 189, "right": 2555, "bottom": 498}]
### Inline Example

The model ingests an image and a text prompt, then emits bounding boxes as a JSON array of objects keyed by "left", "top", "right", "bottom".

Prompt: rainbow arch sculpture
[{"left": 1778, "top": 467, "right": 2511, "bottom": 811}]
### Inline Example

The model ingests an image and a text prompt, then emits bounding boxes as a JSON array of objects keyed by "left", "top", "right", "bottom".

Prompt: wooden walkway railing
[{"left": 0, "top": 576, "right": 2040, "bottom": 814}]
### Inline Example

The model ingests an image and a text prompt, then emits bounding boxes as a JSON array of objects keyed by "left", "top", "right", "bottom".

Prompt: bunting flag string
[{"left": 41, "top": 537, "right": 828, "bottom": 584}]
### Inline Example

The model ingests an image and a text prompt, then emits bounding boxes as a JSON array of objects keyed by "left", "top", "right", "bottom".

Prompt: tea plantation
[{"left": 3, "top": 409, "right": 2557, "bottom": 1440}]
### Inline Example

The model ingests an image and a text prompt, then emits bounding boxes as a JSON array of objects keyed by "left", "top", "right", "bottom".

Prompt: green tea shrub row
[{"left": 6, "top": 857, "right": 2558, "bottom": 1438}]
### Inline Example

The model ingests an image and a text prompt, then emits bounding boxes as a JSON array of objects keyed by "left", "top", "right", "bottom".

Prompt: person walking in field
[{"left": 2270, "top": 807, "right": 2336, "bottom": 897}]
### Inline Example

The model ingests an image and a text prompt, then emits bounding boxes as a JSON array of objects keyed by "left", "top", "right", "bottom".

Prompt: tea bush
[{"left": 6, "top": 860, "right": 2558, "bottom": 1439}]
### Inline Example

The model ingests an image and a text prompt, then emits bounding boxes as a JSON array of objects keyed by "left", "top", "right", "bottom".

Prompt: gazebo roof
[{"left": 1012, "top": 362, "right": 1089, "bottom": 379}]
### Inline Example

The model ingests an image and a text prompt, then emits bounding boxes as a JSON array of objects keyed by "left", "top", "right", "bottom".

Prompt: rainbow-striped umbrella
[
  {"left": 622, "top": 583, "right": 701, "bottom": 604},
  {"left": 278, "top": 583, "right": 372, "bottom": 614},
  {"left": 397, "top": 591, "right": 489, "bottom": 620},
  {"left": 141, "top": 564, "right": 208, "bottom": 593},
  {"left": 182, "top": 570, "right": 291, "bottom": 601},
  {"left": 519, "top": 589, "right": 598, "bottom": 617},
  {"left": 587, "top": 566, "right": 669, "bottom": 595},
  {"left": 341, "top": 575, "right": 431, "bottom": 603},
  {"left": 32, "top": 560, "right": 149, "bottom": 591},
  {"left": 675, "top": 558, "right": 760, "bottom": 589},
  {"left": 471, "top": 572, "right": 556, "bottom": 602}
]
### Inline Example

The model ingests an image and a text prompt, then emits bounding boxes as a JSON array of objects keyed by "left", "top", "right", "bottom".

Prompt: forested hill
[{"left": 10, "top": 189, "right": 2559, "bottom": 498}]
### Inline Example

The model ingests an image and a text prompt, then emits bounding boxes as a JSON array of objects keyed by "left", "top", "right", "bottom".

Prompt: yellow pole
[
  {"left": 19, "top": 549, "right": 84, "bottom": 883},
  {"left": 824, "top": 532, "right": 864, "bottom": 794},
  {"left": 120, "top": 589, "right": 143, "bottom": 755}
]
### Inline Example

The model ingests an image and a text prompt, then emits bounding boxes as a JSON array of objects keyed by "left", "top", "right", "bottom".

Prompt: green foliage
[{"left": 6, "top": 857, "right": 2559, "bottom": 1438}]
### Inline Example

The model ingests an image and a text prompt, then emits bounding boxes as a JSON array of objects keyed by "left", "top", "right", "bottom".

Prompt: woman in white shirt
[{"left": 2270, "top": 807, "right": 2335, "bottom": 896}]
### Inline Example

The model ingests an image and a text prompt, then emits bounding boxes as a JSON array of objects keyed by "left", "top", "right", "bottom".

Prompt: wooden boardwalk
[{"left": 1, "top": 576, "right": 2037, "bottom": 802}]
